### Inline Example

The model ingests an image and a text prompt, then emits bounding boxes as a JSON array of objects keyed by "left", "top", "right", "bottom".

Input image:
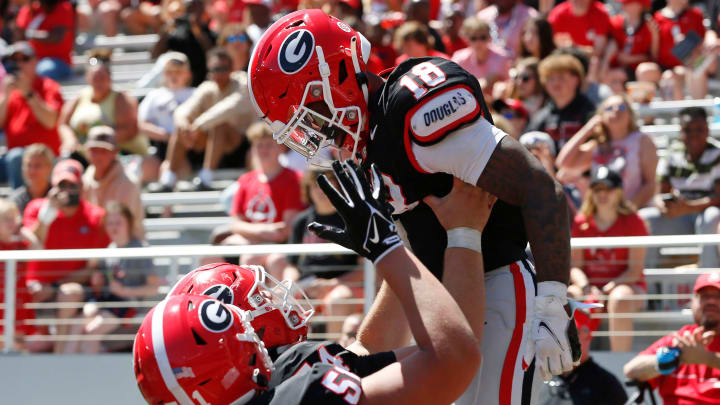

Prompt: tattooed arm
[{"left": 476, "top": 135, "right": 570, "bottom": 284}]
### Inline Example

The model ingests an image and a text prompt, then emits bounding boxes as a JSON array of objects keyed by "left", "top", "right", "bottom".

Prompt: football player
[
  {"left": 248, "top": 9, "right": 578, "bottom": 405},
  {"left": 134, "top": 159, "right": 492, "bottom": 404},
  {"left": 166, "top": 262, "right": 400, "bottom": 383}
]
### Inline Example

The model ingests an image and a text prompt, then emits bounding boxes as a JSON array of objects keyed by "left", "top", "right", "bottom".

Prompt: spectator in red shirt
[
  {"left": 653, "top": 0, "right": 705, "bottom": 69},
  {"left": 441, "top": 5, "right": 468, "bottom": 57},
  {"left": 607, "top": 0, "right": 659, "bottom": 75},
  {"left": 14, "top": 0, "right": 75, "bottom": 81},
  {"left": 222, "top": 122, "right": 304, "bottom": 269},
  {"left": 570, "top": 167, "right": 648, "bottom": 351},
  {"left": 0, "top": 42, "right": 65, "bottom": 190},
  {"left": 0, "top": 199, "right": 39, "bottom": 352},
  {"left": 393, "top": 21, "right": 450, "bottom": 65},
  {"left": 22, "top": 159, "right": 110, "bottom": 353},
  {"left": 625, "top": 270, "right": 720, "bottom": 405},
  {"left": 548, "top": 0, "right": 611, "bottom": 57}
]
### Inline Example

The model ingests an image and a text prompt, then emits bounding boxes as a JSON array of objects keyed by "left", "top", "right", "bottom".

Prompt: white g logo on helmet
[
  {"left": 199, "top": 300, "right": 233, "bottom": 333},
  {"left": 278, "top": 29, "right": 315, "bottom": 74}
]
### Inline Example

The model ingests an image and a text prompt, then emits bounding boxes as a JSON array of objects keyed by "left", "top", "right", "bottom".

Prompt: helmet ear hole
[
  {"left": 192, "top": 329, "right": 207, "bottom": 345},
  {"left": 338, "top": 60, "right": 348, "bottom": 85}
]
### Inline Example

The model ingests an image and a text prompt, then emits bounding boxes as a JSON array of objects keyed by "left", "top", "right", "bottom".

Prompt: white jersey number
[
  {"left": 321, "top": 367, "right": 361, "bottom": 404},
  {"left": 399, "top": 61, "right": 447, "bottom": 100}
]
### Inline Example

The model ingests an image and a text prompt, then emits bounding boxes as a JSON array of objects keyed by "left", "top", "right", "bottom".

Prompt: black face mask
[{"left": 63, "top": 191, "right": 81, "bottom": 207}]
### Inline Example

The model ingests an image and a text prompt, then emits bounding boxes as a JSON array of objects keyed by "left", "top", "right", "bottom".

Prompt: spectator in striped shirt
[{"left": 640, "top": 107, "right": 720, "bottom": 269}]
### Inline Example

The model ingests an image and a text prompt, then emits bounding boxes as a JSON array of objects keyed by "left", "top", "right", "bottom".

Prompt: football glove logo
[{"left": 278, "top": 29, "right": 315, "bottom": 74}]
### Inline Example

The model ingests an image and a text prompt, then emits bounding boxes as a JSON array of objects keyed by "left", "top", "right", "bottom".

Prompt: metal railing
[{"left": 2, "top": 234, "right": 720, "bottom": 352}]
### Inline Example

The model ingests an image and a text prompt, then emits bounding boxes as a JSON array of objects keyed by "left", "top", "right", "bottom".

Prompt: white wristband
[
  {"left": 38, "top": 201, "right": 59, "bottom": 225},
  {"left": 446, "top": 227, "right": 482, "bottom": 253}
]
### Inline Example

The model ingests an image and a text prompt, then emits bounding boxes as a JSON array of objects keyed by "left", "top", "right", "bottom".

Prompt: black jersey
[
  {"left": 364, "top": 57, "right": 528, "bottom": 278},
  {"left": 250, "top": 363, "right": 363, "bottom": 405},
  {"left": 270, "top": 341, "right": 396, "bottom": 388}
]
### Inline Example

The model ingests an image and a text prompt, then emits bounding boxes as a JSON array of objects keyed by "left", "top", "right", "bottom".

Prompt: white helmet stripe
[{"left": 151, "top": 299, "right": 194, "bottom": 405}]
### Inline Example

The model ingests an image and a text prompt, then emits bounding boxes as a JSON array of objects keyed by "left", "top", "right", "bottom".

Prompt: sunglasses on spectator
[
  {"left": 227, "top": 34, "right": 248, "bottom": 43},
  {"left": 208, "top": 66, "right": 231, "bottom": 73},
  {"left": 469, "top": 34, "right": 490, "bottom": 42},
  {"left": 11, "top": 55, "right": 33, "bottom": 63},
  {"left": 516, "top": 74, "right": 534, "bottom": 83},
  {"left": 604, "top": 104, "right": 628, "bottom": 113}
]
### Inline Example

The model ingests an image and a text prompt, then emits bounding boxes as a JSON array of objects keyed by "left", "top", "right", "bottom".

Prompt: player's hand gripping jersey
[{"left": 365, "top": 57, "right": 528, "bottom": 276}]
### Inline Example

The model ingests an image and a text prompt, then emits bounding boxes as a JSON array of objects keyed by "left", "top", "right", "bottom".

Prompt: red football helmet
[
  {"left": 167, "top": 263, "right": 314, "bottom": 348},
  {"left": 133, "top": 294, "right": 273, "bottom": 405},
  {"left": 248, "top": 9, "right": 373, "bottom": 167}
]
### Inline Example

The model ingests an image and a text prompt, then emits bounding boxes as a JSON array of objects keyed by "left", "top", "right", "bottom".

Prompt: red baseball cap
[
  {"left": 694, "top": 271, "right": 720, "bottom": 293},
  {"left": 617, "top": 0, "right": 651, "bottom": 8},
  {"left": 51, "top": 159, "right": 84, "bottom": 187}
]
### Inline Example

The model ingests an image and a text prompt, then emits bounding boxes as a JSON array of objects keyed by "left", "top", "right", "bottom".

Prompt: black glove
[{"left": 308, "top": 160, "right": 403, "bottom": 264}]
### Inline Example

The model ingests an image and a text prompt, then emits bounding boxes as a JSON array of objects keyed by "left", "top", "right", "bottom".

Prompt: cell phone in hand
[
  {"left": 671, "top": 30, "right": 702, "bottom": 64},
  {"left": 660, "top": 193, "right": 676, "bottom": 202}
]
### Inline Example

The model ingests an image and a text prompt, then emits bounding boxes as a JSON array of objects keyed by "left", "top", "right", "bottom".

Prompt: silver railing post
[
  {"left": 363, "top": 259, "right": 376, "bottom": 314},
  {"left": 3, "top": 260, "right": 17, "bottom": 353}
]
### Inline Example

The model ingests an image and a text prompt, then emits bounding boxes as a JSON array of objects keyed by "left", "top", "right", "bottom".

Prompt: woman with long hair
[
  {"left": 520, "top": 17, "right": 555, "bottom": 59},
  {"left": 556, "top": 94, "right": 658, "bottom": 208},
  {"left": 509, "top": 57, "right": 547, "bottom": 115},
  {"left": 570, "top": 167, "right": 648, "bottom": 351}
]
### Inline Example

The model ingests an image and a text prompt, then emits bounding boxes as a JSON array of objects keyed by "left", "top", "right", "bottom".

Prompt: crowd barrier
[{"left": 2, "top": 233, "right": 720, "bottom": 353}]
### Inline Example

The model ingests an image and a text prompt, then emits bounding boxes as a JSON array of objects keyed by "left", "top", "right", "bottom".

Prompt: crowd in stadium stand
[{"left": 0, "top": 0, "right": 718, "bottom": 368}]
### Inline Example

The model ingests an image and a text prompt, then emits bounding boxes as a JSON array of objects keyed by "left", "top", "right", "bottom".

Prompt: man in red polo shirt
[
  {"left": 548, "top": 0, "right": 612, "bottom": 57},
  {"left": 0, "top": 42, "right": 64, "bottom": 190},
  {"left": 624, "top": 270, "right": 720, "bottom": 404},
  {"left": 22, "top": 159, "right": 110, "bottom": 352}
]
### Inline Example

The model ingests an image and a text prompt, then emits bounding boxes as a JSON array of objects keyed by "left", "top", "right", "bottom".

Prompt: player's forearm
[
  {"left": 443, "top": 247, "right": 485, "bottom": 342},
  {"left": 353, "top": 280, "right": 412, "bottom": 354},
  {"left": 374, "top": 247, "right": 479, "bottom": 360},
  {"left": 526, "top": 176, "right": 571, "bottom": 284},
  {"left": 624, "top": 354, "right": 660, "bottom": 381}
]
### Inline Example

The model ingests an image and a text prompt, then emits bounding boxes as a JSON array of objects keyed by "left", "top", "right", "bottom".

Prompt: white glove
[
  {"left": 38, "top": 200, "right": 59, "bottom": 225},
  {"left": 525, "top": 281, "right": 580, "bottom": 381}
]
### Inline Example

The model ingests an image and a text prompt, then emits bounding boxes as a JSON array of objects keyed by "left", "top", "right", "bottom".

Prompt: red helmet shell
[
  {"left": 168, "top": 263, "right": 311, "bottom": 349},
  {"left": 249, "top": 9, "right": 371, "bottom": 160},
  {"left": 133, "top": 294, "right": 272, "bottom": 405}
]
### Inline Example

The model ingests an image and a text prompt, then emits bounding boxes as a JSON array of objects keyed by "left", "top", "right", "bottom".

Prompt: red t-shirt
[
  {"left": 548, "top": 1, "right": 612, "bottom": 48},
  {"left": 230, "top": 168, "right": 304, "bottom": 224},
  {"left": 610, "top": 15, "right": 654, "bottom": 70},
  {"left": 0, "top": 240, "right": 36, "bottom": 336},
  {"left": 571, "top": 212, "right": 648, "bottom": 289},
  {"left": 654, "top": 7, "right": 705, "bottom": 68},
  {"left": 4, "top": 76, "right": 63, "bottom": 155},
  {"left": 23, "top": 199, "right": 110, "bottom": 284},
  {"left": 16, "top": 1, "right": 75, "bottom": 65},
  {"left": 640, "top": 324, "right": 720, "bottom": 405}
]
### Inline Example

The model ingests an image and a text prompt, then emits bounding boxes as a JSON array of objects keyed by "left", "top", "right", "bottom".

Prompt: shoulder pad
[{"left": 407, "top": 85, "right": 481, "bottom": 146}]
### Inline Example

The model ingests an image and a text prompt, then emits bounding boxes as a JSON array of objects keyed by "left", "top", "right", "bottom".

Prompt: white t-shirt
[{"left": 137, "top": 87, "right": 195, "bottom": 134}]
